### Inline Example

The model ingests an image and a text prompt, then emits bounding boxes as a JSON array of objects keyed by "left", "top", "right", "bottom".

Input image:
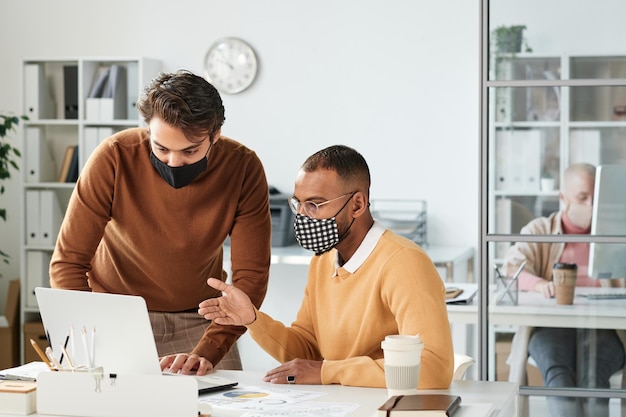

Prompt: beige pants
[{"left": 148, "top": 311, "right": 242, "bottom": 370}]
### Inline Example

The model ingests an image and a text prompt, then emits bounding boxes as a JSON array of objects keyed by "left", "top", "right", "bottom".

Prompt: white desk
[
  {"left": 447, "top": 287, "right": 626, "bottom": 329},
  {"left": 203, "top": 370, "right": 517, "bottom": 417},
  {"left": 0, "top": 370, "right": 517, "bottom": 417},
  {"left": 488, "top": 287, "right": 626, "bottom": 329},
  {"left": 445, "top": 287, "right": 626, "bottom": 382}
]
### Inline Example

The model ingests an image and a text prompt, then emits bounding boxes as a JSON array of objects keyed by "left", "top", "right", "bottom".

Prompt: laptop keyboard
[{"left": 582, "top": 292, "right": 626, "bottom": 300}]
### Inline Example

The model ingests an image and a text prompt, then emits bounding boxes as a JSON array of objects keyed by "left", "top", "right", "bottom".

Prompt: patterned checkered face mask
[{"left": 293, "top": 213, "right": 339, "bottom": 255}]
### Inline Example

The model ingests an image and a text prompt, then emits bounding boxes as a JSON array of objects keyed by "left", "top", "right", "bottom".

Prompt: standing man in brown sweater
[{"left": 50, "top": 70, "right": 272, "bottom": 375}]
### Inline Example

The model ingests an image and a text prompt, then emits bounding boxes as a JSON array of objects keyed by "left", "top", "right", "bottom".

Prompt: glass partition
[{"left": 483, "top": 0, "right": 626, "bottom": 415}]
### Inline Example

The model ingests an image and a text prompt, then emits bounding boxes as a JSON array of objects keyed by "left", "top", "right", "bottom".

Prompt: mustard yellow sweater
[
  {"left": 50, "top": 128, "right": 272, "bottom": 364},
  {"left": 248, "top": 227, "right": 453, "bottom": 388}
]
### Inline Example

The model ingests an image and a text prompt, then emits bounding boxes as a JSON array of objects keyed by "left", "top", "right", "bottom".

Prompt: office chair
[
  {"left": 508, "top": 326, "right": 626, "bottom": 417},
  {"left": 453, "top": 353, "right": 475, "bottom": 381}
]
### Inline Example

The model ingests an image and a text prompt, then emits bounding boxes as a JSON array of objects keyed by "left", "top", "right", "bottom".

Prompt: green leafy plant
[
  {"left": 492, "top": 25, "right": 532, "bottom": 54},
  {"left": 0, "top": 114, "right": 27, "bottom": 266}
]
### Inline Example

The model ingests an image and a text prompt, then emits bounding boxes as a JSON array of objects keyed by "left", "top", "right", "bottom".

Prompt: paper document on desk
[
  {"left": 199, "top": 385, "right": 359, "bottom": 416},
  {"left": 0, "top": 361, "right": 50, "bottom": 381},
  {"left": 445, "top": 283, "right": 478, "bottom": 304}
]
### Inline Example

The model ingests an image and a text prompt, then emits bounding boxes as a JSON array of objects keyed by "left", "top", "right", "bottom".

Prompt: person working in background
[
  {"left": 199, "top": 144, "right": 454, "bottom": 388},
  {"left": 50, "top": 70, "right": 272, "bottom": 375},
  {"left": 504, "top": 162, "right": 625, "bottom": 417}
]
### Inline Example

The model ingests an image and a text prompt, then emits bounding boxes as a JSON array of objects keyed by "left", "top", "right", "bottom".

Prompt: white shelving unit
[
  {"left": 489, "top": 53, "right": 626, "bottom": 269},
  {"left": 19, "top": 57, "right": 161, "bottom": 362}
]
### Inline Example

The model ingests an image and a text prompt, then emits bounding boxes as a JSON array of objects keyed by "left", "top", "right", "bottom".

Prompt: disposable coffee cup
[
  {"left": 381, "top": 334, "right": 423, "bottom": 397},
  {"left": 553, "top": 262, "right": 577, "bottom": 305}
]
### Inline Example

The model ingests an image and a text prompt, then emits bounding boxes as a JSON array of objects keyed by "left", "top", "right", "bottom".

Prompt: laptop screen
[{"left": 35, "top": 287, "right": 162, "bottom": 375}]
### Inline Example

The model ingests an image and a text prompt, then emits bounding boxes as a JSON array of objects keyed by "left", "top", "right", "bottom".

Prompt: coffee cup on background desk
[
  {"left": 381, "top": 334, "right": 423, "bottom": 397},
  {"left": 553, "top": 262, "right": 577, "bottom": 305}
]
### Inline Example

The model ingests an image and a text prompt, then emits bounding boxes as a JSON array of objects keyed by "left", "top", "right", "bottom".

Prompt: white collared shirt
[{"left": 332, "top": 221, "right": 386, "bottom": 276}]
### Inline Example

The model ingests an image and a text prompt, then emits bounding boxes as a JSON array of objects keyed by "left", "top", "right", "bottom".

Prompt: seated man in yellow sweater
[{"left": 199, "top": 144, "right": 453, "bottom": 389}]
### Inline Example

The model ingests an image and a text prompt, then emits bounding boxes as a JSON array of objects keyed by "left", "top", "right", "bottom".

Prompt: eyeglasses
[{"left": 288, "top": 192, "right": 357, "bottom": 218}]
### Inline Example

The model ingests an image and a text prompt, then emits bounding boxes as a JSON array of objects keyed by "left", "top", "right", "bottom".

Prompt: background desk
[
  {"left": 488, "top": 287, "right": 626, "bottom": 329},
  {"left": 257, "top": 244, "right": 475, "bottom": 282},
  {"left": 206, "top": 370, "right": 517, "bottom": 417},
  {"left": 445, "top": 287, "right": 626, "bottom": 381}
]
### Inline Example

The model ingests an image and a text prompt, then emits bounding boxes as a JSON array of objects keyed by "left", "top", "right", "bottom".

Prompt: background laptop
[{"left": 34, "top": 287, "right": 237, "bottom": 393}]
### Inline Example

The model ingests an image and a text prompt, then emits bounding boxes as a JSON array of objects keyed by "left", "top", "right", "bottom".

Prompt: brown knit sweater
[{"left": 50, "top": 128, "right": 271, "bottom": 364}]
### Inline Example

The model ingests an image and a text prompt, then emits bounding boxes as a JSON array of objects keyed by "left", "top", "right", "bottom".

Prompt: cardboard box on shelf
[
  {"left": 0, "top": 280, "right": 20, "bottom": 370},
  {"left": 23, "top": 320, "right": 46, "bottom": 365}
]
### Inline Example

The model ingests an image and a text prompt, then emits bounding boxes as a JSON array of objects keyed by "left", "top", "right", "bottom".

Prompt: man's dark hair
[
  {"left": 302, "top": 145, "right": 371, "bottom": 191},
  {"left": 136, "top": 70, "right": 225, "bottom": 143}
]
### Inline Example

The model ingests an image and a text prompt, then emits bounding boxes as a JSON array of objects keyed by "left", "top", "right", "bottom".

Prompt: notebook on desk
[
  {"left": 34, "top": 287, "right": 238, "bottom": 393},
  {"left": 445, "top": 283, "right": 478, "bottom": 304}
]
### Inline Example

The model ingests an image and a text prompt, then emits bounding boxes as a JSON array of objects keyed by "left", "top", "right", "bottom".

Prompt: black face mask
[{"left": 150, "top": 143, "right": 212, "bottom": 189}]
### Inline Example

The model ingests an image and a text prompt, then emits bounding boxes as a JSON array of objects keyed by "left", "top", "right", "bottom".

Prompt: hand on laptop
[
  {"left": 159, "top": 352, "right": 213, "bottom": 376},
  {"left": 199, "top": 278, "right": 257, "bottom": 326}
]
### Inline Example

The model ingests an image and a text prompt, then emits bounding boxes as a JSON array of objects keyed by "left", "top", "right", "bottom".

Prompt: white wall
[
  {"left": 0, "top": 1, "right": 480, "bottom": 303},
  {"left": 491, "top": 0, "right": 626, "bottom": 55}
]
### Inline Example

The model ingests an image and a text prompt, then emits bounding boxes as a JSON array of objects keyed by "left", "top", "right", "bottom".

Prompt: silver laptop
[{"left": 34, "top": 287, "right": 237, "bottom": 393}]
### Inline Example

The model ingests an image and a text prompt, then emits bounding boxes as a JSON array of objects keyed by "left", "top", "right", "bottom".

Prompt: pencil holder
[
  {"left": 36, "top": 371, "right": 198, "bottom": 417},
  {"left": 496, "top": 274, "right": 518, "bottom": 305}
]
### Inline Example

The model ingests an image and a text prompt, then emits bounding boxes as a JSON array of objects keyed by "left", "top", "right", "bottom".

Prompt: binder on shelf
[
  {"left": 39, "top": 190, "right": 63, "bottom": 246},
  {"left": 65, "top": 145, "right": 79, "bottom": 183},
  {"left": 57, "top": 145, "right": 79, "bottom": 182},
  {"left": 23, "top": 63, "right": 55, "bottom": 119},
  {"left": 570, "top": 129, "right": 600, "bottom": 166},
  {"left": 85, "top": 64, "right": 127, "bottom": 120},
  {"left": 86, "top": 66, "right": 110, "bottom": 120},
  {"left": 25, "top": 250, "right": 52, "bottom": 309},
  {"left": 57, "top": 145, "right": 75, "bottom": 182},
  {"left": 88, "top": 66, "right": 110, "bottom": 98},
  {"left": 63, "top": 65, "right": 79, "bottom": 119},
  {"left": 101, "top": 64, "right": 128, "bottom": 120},
  {"left": 25, "top": 190, "right": 41, "bottom": 246},
  {"left": 495, "top": 130, "right": 542, "bottom": 192},
  {"left": 83, "top": 127, "right": 99, "bottom": 167},
  {"left": 83, "top": 127, "right": 113, "bottom": 170},
  {"left": 25, "top": 126, "right": 56, "bottom": 183},
  {"left": 126, "top": 61, "right": 139, "bottom": 119}
]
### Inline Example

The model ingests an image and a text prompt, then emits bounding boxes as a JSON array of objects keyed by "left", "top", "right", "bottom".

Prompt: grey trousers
[{"left": 148, "top": 310, "right": 242, "bottom": 370}]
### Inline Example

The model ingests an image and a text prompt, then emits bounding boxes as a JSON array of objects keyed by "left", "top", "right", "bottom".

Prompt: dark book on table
[{"left": 378, "top": 394, "right": 461, "bottom": 417}]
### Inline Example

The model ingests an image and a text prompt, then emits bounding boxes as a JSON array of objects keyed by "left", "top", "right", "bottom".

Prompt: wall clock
[{"left": 204, "top": 37, "right": 258, "bottom": 94}]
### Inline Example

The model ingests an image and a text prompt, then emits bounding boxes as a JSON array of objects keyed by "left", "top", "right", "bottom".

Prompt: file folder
[
  {"left": 25, "top": 251, "right": 51, "bottom": 308},
  {"left": 100, "top": 64, "right": 127, "bottom": 120},
  {"left": 83, "top": 128, "right": 113, "bottom": 170},
  {"left": 25, "top": 127, "right": 56, "bottom": 183},
  {"left": 23, "top": 64, "right": 55, "bottom": 119},
  {"left": 39, "top": 190, "right": 63, "bottom": 246},
  {"left": 25, "top": 190, "right": 41, "bottom": 245},
  {"left": 63, "top": 65, "right": 79, "bottom": 119}
]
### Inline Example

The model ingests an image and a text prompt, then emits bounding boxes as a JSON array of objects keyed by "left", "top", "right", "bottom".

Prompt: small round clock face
[{"left": 204, "top": 37, "right": 258, "bottom": 94}]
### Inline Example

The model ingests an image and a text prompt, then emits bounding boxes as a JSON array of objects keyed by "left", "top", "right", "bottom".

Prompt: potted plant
[
  {"left": 0, "top": 114, "right": 27, "bottom": 268},
  {"left": 492, "top": 25, "right": 532, "bottom": 54}
]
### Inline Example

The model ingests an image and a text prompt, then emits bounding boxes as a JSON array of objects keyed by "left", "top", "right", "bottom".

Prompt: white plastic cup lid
[{"left": 381, "top": 334, "right": 422, "bottom": 350}]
